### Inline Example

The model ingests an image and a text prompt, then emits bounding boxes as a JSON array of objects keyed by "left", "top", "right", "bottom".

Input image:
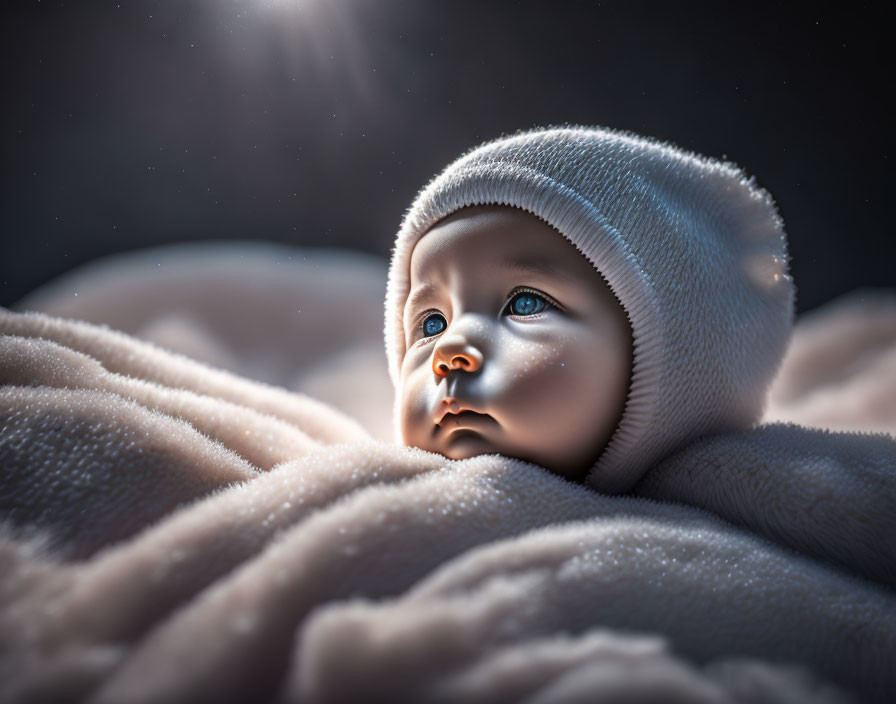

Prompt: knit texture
[{"left": 385, "top": 125, "right": 796, "bottom": 493}]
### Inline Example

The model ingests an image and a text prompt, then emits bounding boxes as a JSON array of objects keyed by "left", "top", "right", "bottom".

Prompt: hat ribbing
[{"left": 385, "top": 125, "right": 795, "bottom": 493}]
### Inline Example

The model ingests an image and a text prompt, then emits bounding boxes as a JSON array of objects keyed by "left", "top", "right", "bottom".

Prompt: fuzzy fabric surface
[{"left": 2, "top": 244, "right": 895, "bottom": 704}]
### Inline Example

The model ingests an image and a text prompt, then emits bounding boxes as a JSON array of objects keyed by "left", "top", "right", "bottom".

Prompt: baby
[{"left": 384, "top": 125, "right": 794, "bottom": 493}]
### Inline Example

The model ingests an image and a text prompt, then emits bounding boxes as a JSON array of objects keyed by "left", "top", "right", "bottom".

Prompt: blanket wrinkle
[
  {"left": 0, "top": 385, "right": 256, "bottom": 559},
  {"left": 429, "top": 631, "right": 680, "bottom": 704},
  {"left": 12, "top": 243, "right": 390, "bottom": 387},
  {"left": 4, "top": 444, "right": 446, "bottom": 651},
  {"left": 0, "top": 307, "right": 371, "bottom": 445},
  {"left": 447, "top": 639, "right": 849, "bottom": 704},
  {"left": 11, "top": 242, "right": 395, "bottom": 441},
  {"left": 2, "top": 287, "right": 896, "bottom": 703},
  {"left": 514, "top": 652, "right": 848, "bottom": 704},
  {"left": 91, "top": 456, "right": 685, "bottom": 704},
  {"left": 290, "top": 513, "right": 890, "bottom": 704},
  {"left": 0, "top": 333, "right": 316, "bottom": 472},
  {"left": 632, "top": 422, "right": 896, "bottom": 589}
]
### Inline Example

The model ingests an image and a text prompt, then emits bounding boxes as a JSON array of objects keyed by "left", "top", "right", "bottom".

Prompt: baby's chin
[
  {"left": 436, "top": 429, "right": 498, "bottom": 460},
  {"left": 430, "top": 432, "right": 535, "bottom": 468},
  {"left": 424, "top": 432, "right": 592, "bottom": 482}
]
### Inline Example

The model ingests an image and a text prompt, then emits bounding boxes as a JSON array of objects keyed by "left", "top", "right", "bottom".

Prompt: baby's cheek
[
  {"left": 499, "top": 328, "right": 614, "bottom": 427},
  {"left": 398, "top": 368, "right": 433, "bottom": 447},
  {"left": 492, "top": 336, "right": 568, "bottom": 415}
]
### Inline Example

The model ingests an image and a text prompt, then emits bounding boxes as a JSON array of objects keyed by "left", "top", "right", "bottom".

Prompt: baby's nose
[{"left": 432, "top": 339, "right": 483, "bottom": 377}]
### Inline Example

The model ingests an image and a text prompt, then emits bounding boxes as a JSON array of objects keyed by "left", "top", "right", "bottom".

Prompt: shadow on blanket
[{"left": 2, "top": 242, "right": 895, "bottom": 703}]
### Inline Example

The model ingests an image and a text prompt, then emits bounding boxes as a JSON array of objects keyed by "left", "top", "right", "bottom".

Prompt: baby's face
[{"left": 398, "top": 205, "right": 632, "bottom": 482}]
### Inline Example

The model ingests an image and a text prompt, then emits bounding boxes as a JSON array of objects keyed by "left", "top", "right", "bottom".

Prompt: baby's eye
[
  {"left": 506, "top": 291, "right": 550, "bottom": 316},
  {"left": 422, "top": 313, "right": 447, "bottom": 337}
]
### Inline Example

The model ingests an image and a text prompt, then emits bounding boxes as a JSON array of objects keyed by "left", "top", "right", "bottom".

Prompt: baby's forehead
[{"left": 408, "top": 206, "right": 593, "bottom": 281}]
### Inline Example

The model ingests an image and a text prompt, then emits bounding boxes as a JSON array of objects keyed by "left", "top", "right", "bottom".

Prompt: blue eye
[
  {"left": 507, "top": 292, "right": 548, "bottom": 316},
  {"left": 422, "top": 313, "right": 447, "bottom": 337}
]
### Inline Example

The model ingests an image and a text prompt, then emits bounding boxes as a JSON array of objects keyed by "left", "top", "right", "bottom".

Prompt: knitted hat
[{"left": 385, "top": 125, "right": 795, "bottom": 493}]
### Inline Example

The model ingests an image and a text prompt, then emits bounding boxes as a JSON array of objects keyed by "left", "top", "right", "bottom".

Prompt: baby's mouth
[
  {"left": 434, "top": 409, "right": 497, "bottom": 432},
  {"left": 433, "top": 396, "right": 499, "bottom": 437}
]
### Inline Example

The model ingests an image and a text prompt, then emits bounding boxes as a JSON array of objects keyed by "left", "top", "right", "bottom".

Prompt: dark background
[{"left": 2, "top": 1, "right": 892, "bottom": 313}]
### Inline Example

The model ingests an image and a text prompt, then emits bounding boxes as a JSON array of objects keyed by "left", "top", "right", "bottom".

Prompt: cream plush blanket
[{"left": 2, "top": 244, "right": 895, "bottom": 704}]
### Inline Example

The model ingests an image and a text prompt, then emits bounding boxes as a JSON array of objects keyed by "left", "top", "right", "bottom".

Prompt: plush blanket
[{"left": 2, "top": 244, "right": 895, "bottom": 704}]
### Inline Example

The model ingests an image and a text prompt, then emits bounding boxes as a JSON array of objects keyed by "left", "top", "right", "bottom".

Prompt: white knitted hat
[{"left": 385, "top": 125, "right": 795, "bottom": 493}]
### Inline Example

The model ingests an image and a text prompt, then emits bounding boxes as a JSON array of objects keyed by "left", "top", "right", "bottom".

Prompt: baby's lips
[{"left": 435, "top": 396, "right": 487, "bottom": 425}]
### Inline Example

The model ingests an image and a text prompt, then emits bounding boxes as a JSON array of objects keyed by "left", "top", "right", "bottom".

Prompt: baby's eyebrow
[{"left": 500, "top": 258, "right": 563, "bottom": 279}]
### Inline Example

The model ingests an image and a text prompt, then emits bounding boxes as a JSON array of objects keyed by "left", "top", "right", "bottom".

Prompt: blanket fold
[
  {"left": 634, "top": 422, "right": 896, "bottom": 588},
  {"left": 0, "top": 308, "right": 370, "bottom": 446},
  {"left": 2, "top": 292, "right": 896, "bottom": 703}
]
